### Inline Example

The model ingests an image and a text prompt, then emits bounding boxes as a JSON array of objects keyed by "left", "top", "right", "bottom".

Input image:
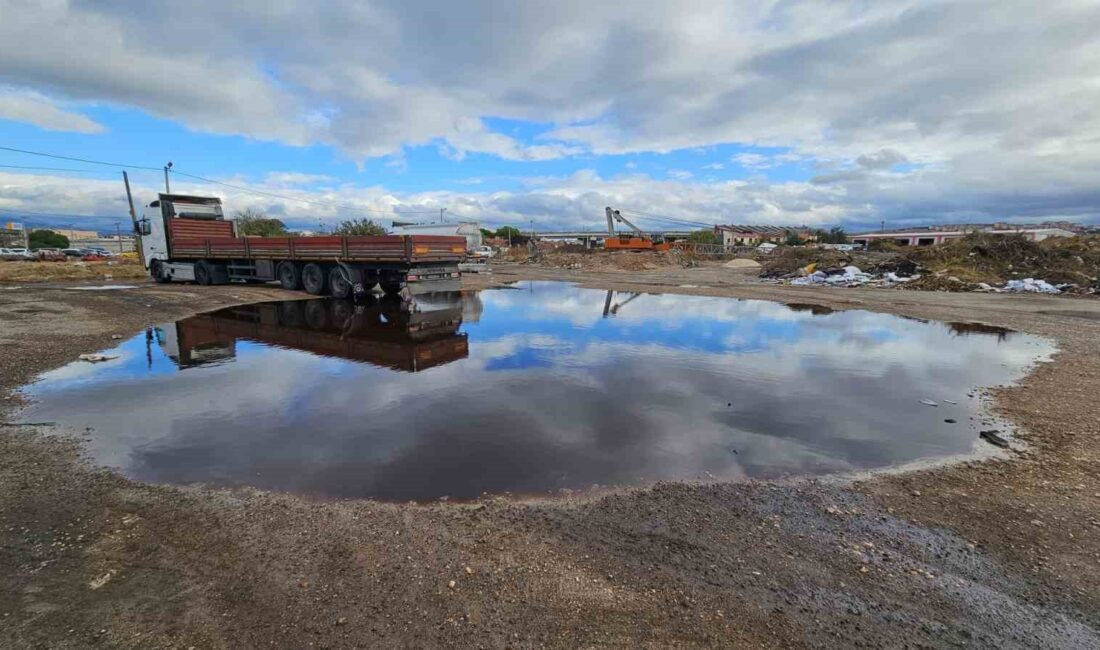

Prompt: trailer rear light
[
  {"left": 451, "top": 246, "right": 465, "bottom": 253},
  {"left": 407, "top": 274, "right": 418, "bottom": 281},
  {"left": 451, "top": 272, "right": 460, "bottom": 277},
  {"left": 414, "top": 246, "right": 430, "bottom": 254}
]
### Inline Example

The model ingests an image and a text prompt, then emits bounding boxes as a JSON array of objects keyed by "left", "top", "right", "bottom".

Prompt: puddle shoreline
[{"left": 16, "top": 282, "right": 1055, "bottom": 503}]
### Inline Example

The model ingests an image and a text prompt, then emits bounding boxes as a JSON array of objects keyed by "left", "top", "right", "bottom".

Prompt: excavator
[{"left": 603, "top": 207, "right": 672, "bottom": 251}]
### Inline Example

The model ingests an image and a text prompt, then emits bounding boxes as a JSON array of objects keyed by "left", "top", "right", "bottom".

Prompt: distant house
[
  {"left": 712, "top": 225, "right": 814, "bottom": 246},
  {"left": 851, "top": 227, "right": 1076, "bottom": 247}
]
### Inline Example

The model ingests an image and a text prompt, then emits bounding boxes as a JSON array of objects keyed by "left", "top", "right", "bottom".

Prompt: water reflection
[
  {"left": 19, "top": 282, "right": 1053, "bottom": 501},
  {"left": 155, "top": 294, "right": 469, "bottom": 372}
]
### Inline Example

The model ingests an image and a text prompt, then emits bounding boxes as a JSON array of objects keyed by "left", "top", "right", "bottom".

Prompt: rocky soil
[{"left": 2, "top": 270, "right": 1099, "bottom": 648}]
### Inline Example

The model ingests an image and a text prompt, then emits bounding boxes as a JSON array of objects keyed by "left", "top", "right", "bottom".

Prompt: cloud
[
  {"left": 0, "top": 1, "right": 1097, "bottom": 222},
  {"left": 0, "top": 87, "right": 105, "bottom": 133},
  {"left": 667, "top": 169, "right": 693, "bottom": 180}
]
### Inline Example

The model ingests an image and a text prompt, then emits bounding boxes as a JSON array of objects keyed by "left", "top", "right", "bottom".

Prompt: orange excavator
[{"left": 603, "top": 207, "right": 672, "bottom": 251}]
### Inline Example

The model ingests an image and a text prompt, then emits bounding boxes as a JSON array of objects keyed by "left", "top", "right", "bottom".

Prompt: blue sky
[{"left": 1, "top": 1, "right": 1098, "bottom": 233}]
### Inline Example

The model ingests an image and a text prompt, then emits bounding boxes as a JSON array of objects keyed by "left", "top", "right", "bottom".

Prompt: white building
[{"left": 851, "top": 227, "right": 1076, "bottom": 247}]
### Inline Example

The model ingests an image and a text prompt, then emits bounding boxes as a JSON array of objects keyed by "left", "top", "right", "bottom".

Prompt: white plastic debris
[
  {"left": 78, "top": 353, "right": 118, "bottom": 363},
  {"left": 1002, "top": 278, "right": 1060, "bottom": 294},
  {"left": 66, "top": 285, "right": 139, "bottom": 291},
  {"left": 920, "top": 399, "right": 939, "bottom": 407},
  {"left": 884, "top": 272, "right": 918, "bottom": 283}
]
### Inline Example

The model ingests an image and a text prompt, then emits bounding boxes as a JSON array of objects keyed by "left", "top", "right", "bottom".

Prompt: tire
[
  {"left": 277, "top": 261, "right": 301, "bottom": 291},
  {"left": 301, "top": 263, "right": 327, "bottom": 295},
  {"left": 328, "top": 266, "right": 352, "bottom": 299},
  {"left": 150, "top": 260, "right": 170, "bottom": 284},
  {"left": 194, "top": 260, "right": 212, "bottom": 286},
  {"left": 380, "top": 280, "right": 403, "bottom": 295},
  {"left": 304, "top": 300, "right": 329, "bottom": 329},
  {"left": 278, "top": 301, "right": 305, "bottom": 328}
]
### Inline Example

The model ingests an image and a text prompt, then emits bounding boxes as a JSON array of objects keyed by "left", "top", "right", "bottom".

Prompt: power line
[
  {"left": 0, "top": 145, "right": 162, "bottom": 171},
  {"left": 617, "top": 207, "right": 713, "bottom": 229},
  {"left": 0, "top": 164, "right": 112, "bottom": 173},
  {"left": 1, "top": 144, "right": 442, "bottom": 217}
]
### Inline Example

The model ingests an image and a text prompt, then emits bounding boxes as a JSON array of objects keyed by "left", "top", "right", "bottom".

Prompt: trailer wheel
[
  {"left": 150, "top": 260, "right": 170, "bottom": 284},
  {"left": 277, "top": 261, "right": 301, "bottom": 291},
  {"left": 380, "top": 280, "right": 403, "bottom": 295},
  {"left": 303, "top": 299, "right": 328, "bottom": 329},
  {"left": 301, "top": 263, "right": 327, "bottom": 295},
  {"left": 194, "top": 260, "right": 213, "bottom": 286},
  {"left": 328, "top": 266, "right": 353, "bottom": 299}
]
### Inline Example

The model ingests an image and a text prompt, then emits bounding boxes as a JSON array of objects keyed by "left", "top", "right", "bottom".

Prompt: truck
[
  {"left": 154, "top": 294, "right": 469, "bottom": 373},
  {"left": 132, "top": 193, "right": 466, "bottom": 296}
]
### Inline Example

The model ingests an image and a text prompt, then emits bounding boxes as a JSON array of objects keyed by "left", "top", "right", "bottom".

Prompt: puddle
[{"left": 18, "top": 282, "right": 1054, "bottom": 501}]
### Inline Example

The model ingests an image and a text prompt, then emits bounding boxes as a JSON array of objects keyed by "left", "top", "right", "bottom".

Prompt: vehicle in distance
[
  {"left": 134, "top": 193, "right": 466, "bottom": 296},
  {"left": 470, "top": 245, "right": 495, "bottom": 260},
  {"left": 2, "top": 248, "right": 35, "bottom": 261}
]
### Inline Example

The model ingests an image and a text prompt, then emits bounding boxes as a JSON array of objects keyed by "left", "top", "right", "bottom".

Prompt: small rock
[
  {"left": 911, "top": 490, "right": 922, "bottom": 497},
  {"left": 336, "top": 617, "right": 348, "bottom": 626},
  {"left": 448, "top": 580, "right": 456, "bottom": 589},
  {"left": 944, "top": 418, "right": 957, "bottom": 424},
  {"left": 464, "top": 566, "right": 473, "bottom": 575}
]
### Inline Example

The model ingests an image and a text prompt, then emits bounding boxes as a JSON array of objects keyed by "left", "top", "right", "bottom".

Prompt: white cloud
[
  {"left": 0, "top": 1, "right": 1098, "bottom": 222},
  {"left": 0, "top": 87, "right": 104, "bottom": 134},
  {"left": 667, "top": 169, "right": 693, "bottom": 180}
]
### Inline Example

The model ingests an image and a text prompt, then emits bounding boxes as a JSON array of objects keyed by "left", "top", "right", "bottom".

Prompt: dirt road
[{"left": 2, "top": 267, "right": 1099, "bottom": 648}]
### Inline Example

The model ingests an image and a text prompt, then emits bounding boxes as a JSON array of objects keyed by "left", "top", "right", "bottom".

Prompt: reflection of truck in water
[
  {"left": 155, "top": 295, "right": 469, "bottom": 372},
  {"left": 130, "top": 192, "right": 465, "bottom": 296}
]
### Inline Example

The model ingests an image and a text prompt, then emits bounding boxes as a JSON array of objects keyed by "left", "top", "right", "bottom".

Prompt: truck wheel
[
  {"left": 304, "top": 299, "right": 328, "bottom": 329},
  {"left": 380, "top": 280, "right": 403, "bottom": 295},
  {"left": 277, "top": 262, "right": 301, "bottom": 291},
  {"left": 150, "top": 260, "right": 170, "bottom": 284},
  {"left": 194, "top": 261, "right": 213, "bottom": 286},
  {"left": 301, "top": 263, "right": 327, "bottom": 295},
  {"left": 328, "top": 266, "right": 353, "bottom": 299}
]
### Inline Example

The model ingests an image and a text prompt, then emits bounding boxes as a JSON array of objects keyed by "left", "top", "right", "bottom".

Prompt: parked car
[
  {"left": 61, "top": 248, "right": 86, "bottom": 258},
  {"left": 469, "top": 245, "right": 496, "bottom": 260},
  {"left": 35, "top": 248, "right": 67, "bottom": 262},
  {"left": 4, "top": 247, "right": 36, "bottom": 261}
]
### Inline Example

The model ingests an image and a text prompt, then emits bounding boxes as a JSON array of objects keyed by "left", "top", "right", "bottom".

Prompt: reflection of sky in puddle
[{"left": 20, "top": 282, "right": 1054, "bottom": 501}]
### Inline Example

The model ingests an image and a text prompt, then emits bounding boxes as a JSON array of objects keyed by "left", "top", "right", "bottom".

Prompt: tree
[
  {"left": 813, "top": 227, "right": 849, "bottom": 244},
  {"left": 479, "top": 228, "right": 495, "bottom": 239},
  {"left": 333, "top": 218, "right": 386, "bottom": 236},
  {"left": 687, "top": 230, "right": 718, "bottom": 244},
  {"left": 493, "top": 226, "right": 528, "bottom": 245},
  {"left": 234, "top": 209, "right": 287, "bottom": 237},
  {"left": 783, "top": 231, "right": 805, "bottom": 246},
  {"left": 28, "top": 229, "right": 68, "bottom": 249}
]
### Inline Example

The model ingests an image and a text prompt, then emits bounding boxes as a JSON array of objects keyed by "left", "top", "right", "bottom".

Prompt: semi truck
[
  {"left": 132, "top": 192, "right": 465, "bottom": 296},
  {"left": 154, "top": 294, "right": 469, "bottom": 373}
]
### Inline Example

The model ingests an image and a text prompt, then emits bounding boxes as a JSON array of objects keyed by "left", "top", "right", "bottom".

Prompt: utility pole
[
  {"left": 163, "top": 161, "right": 173, "bottom": 193},
  {"left": 880, "top": 220, "right": 885, "bottom": 234},
  {"left": 439, "top": 208, "right": 447, "bottom": 223},
  {"left": 114, "top": 221, "right": 123, "bottom": 254},
  {"left": 317, "top": 217, "right": 324, "bottom": 234}
]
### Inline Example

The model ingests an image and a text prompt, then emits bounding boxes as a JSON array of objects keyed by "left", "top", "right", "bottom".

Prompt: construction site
[{"left": 3, "top": 3, "right": 1100, "bottom": 647}]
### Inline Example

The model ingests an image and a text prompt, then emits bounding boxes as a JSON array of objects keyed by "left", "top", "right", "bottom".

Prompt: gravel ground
[{"left": 2, "top": 268, "right": 1099, "bottom": 648}]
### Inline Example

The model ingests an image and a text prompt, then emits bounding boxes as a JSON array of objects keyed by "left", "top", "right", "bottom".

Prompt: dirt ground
[
  {"left": 2, "top": 265, "right": 1100, "bottom": 648},
  {"left": 0, "top": 260, "right": 148, "bottom": 284}
]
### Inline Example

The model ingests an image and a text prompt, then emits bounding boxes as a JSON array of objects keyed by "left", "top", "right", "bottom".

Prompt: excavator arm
[{"left": 605, "top": 207, "right": 645, "bottom": 236}]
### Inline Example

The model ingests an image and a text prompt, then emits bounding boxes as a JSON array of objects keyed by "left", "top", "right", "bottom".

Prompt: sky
[{"left": 1, "top": 0, "right": 1098, "bottom": 234}]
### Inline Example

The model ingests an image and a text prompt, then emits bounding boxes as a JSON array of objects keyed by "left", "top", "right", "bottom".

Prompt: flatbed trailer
[{"left": 135, "top": 193, "right": 465, "bottom": 296}]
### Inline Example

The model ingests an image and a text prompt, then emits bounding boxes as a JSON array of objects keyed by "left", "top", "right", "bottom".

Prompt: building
[
  {"left": 712, "top": 225, "right": 814, "bottom": 246},
  {"left": 1, "top": 221, "right": 27, "bottom": 248},
  {"left": 851, "top": 226, "right": 1076, "bottom": 247}
]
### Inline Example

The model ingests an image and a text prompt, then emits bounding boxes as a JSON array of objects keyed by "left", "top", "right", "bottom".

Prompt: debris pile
[{"left": 763, "top": 233, "right": 1100, "bottom": 295}]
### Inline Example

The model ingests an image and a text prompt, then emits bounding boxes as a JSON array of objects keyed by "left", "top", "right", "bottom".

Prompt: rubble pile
[{"left": 764, "top": 233, "right": 1100, "bottom": 295}]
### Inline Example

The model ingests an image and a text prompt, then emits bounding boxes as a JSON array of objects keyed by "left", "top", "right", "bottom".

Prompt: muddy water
[{"left": 18, "top": 282, "right": 1053, "bottom": 501}]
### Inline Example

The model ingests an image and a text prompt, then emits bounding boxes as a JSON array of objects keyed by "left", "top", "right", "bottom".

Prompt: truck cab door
[{"left": 140, "top": 204, "right": 168, "bottom": 267}]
